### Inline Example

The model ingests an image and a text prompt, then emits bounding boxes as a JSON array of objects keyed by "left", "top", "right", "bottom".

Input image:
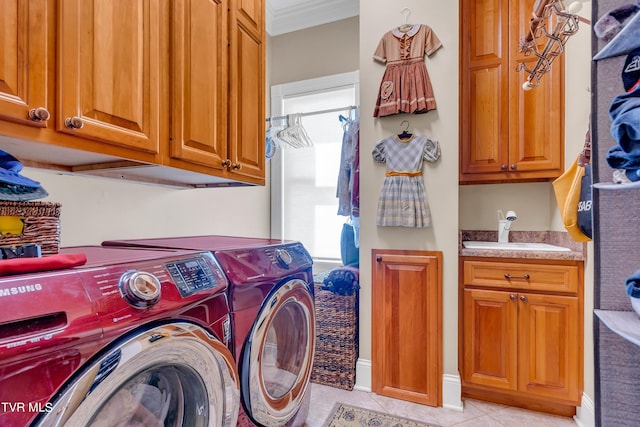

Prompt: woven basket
[
  {"left": 0, "top": 201, "right": 61, "bottom": 256},
  {"left": 311, "top": 282, "right": 359, "bottom": 390}
]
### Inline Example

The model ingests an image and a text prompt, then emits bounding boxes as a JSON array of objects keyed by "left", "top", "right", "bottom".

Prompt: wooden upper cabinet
[
  {"left": 169, "top": 0, "right": 228, "bottom": 169},
  {"left": 228, "top": 0, "right": 266, "bottom": 184},
  {"left": 0, "top": 0, "right": 52, "bottom": 128},
  {"left": 57, "top": 0, "right": 166, "bottom": 155},
  {"left": 460, "top": 0, "right": 564, "bottom": 183}
]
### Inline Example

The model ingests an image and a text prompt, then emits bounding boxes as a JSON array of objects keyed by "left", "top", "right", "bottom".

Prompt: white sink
[{"left": 462, "top": 241, "right": 571, "bottom": 252}]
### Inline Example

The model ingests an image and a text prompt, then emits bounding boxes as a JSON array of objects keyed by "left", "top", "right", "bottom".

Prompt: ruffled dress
[
  {"left": 373, "top": 24, "right": 442, "bottom": 117},
  {"left": 372, "top": 134, "right": 441, "bottom": 227}
]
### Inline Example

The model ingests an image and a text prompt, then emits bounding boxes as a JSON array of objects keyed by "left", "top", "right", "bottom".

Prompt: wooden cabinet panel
[
  {"left": 372, "top": 250, "right": 442, "bottom": 407},
  {"left": 518, "top": 293, "right": 581, "bottom": 402},
  {"left": 57, "top": 0, "right": 166, "bottom": 155},
  {"left": 0, "top": 0, "right": 265, "bottom": 187},
  {"left": 0, "top": 0, "right": 52, "bottom": 128},
  {"left": 460, "top": 0, "right": 563, "bottom": 183},
  {"left": 463, "top": 289, "right": 518, "bottom": 391},
  {"left": 228, "top": 2, "right": 265, "bottom": 184},
  {"left": 169, "top": 0, "right": 227, "bottom": 169},
  {"left": 464, "top": 259, "right": 579, "bottom": 294},
  {"left": 460, "top": 257, "right": 583, "bottom": 413}
]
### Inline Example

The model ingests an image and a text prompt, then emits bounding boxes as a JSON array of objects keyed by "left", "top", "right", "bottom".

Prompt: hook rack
[{"left": 517, "top": 0, "right": 583, "bottom": 90}]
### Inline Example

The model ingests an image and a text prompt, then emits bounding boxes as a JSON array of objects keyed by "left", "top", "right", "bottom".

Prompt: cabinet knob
[
  {"left": 519, "top": 295, "right": 528, "bottom": 302},
  {"left": 510, "top": 164, "right": 517, "bottom": 170},
  {"left": 231, "top": 163, "right": 242, "bottom": 170},
  {"left": 28, "top": 107, "right": 51, "bottom": 122},
  {"left": 64, "top": 116, "right": 84, "bottom": 130},
  {"left": 221, "top": 159, "right": 231, "bottom": 168},
  {"left": 501, "top": 164, "right": 508, "bottom": 171},
  {"left": 376, "top": 256, "right": 382, "bottom": 262},
  {"left": 510, "top": 293, "right": 517, "bottom": 301}
]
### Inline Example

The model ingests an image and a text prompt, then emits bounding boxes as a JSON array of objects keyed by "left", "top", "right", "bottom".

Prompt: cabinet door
[
  {"left": 57, "top": 0, "right": 166, "bottom": 155},
  {"left": 508, "top": 0, "right": 563, "bottom": 176},
  {"left": 459, "top": 0, "right": 510, "bottom": 176},
  {"left": 169, "top": 0, "right": 228, "bottom": 169},
  {"left": 459, "top": 0, "right": 563, "bottom": 183},
  {"left": 0, "top": 0, "right": 52, "bottom": 128},
  {"left": 518, "top": 293, "right": 581, "bottom": 403},
  {"left": 228, "top": 0, "right": 266, "bottom": 184},
  {"left": 372, "top": 250, "right": 442, "bottom": 406},
  {"left": 462, "top": 288, "right": 518, "bottom": 391}
]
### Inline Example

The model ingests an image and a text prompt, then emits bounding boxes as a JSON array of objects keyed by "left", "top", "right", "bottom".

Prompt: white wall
[
  {"left": 359, "top": 0, "right": 460, "bottom": 388},
  {"left": 24, "top": 168, "right": 271, "bottom": 247}
]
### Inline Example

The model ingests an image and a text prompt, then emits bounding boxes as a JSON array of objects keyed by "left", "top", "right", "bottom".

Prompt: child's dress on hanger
[
  {"left": 373, "top": 24, "right": 442, "bottom": 117},
  {"left": 372, "top": 134, "right": 440, "bottom": 227}
]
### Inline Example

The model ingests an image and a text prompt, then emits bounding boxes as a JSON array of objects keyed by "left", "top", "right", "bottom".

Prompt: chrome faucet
[{"left": 497, "top": 210, "right": 517, "bottom": 243}]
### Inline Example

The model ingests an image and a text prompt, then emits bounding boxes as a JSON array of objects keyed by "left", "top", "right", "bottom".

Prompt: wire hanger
[
  {"left": 398, "top": 120, "right": 412, "bottom": 139},
  {"left": 398, "top": 7, "right": 413, "bottom": 32}
]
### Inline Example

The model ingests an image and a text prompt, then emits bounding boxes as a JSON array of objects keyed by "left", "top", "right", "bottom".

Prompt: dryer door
[
  {"left": 35, "top": 322, "right": 240, "bottom": 427},
  {"left": 241, "top": 278, "right": 315, "bottom": 426}
]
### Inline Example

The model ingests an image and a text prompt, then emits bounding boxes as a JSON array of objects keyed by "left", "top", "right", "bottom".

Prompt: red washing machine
[
  {"left": 102, "top": 236, "right": 316, "bottom": 427},
  {"left": 0, "top": 245, "right": 240, "bottom": 427}
]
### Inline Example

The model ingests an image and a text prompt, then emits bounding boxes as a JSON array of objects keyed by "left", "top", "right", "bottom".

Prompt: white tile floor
[{"left": 305, "top": 383, "right": 578, "bottom": 427}]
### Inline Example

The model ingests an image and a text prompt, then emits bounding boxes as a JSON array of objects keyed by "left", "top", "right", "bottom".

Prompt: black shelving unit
[{"left": 592, "top": 1, "right": 640, "bottom": 426}]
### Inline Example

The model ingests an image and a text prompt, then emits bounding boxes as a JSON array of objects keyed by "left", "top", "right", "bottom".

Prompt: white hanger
[{"left": 398, "top": 7, "right": 413, "bottom": 32}]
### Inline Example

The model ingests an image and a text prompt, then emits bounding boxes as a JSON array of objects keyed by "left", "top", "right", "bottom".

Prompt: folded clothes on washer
[{"left": 0, "top": 253, "right": 87, "bottom": 276}]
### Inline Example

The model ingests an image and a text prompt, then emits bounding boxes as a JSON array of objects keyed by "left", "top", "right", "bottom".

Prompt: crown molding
[{"left": 267, "top": 0, "right": 359, "bottom": 36}]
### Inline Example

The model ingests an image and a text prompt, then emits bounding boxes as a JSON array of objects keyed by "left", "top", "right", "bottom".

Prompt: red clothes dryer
[
  {"left": 0, "top": 246, "right": 239, "bottom": 427},
  {"left": 103, "top": 236, "right": 316, "bottom": 427}
]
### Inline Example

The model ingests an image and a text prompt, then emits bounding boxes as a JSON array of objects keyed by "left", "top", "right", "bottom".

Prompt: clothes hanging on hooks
[
  {"left": 373, "top": 23, "right": 442, "bottom": 117},
  {"left": 372, "top": 133, "right": 440, "bottom": 227},
  {"left": 336, "top": 110, "right": 360, "bottom": 247}
]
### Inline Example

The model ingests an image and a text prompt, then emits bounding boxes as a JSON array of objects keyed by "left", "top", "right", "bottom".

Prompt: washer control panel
[{"left": 165, "top": 256, "right": 222, "bottom": 297}]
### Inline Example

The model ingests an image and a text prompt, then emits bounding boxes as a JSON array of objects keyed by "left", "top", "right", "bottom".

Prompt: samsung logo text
[{"left": 0, "top": 284, "right": 43, "bottom": 298}]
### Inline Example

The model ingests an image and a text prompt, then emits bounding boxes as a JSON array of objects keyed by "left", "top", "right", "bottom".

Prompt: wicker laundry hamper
[
  {"left": 0, "top": 201, "right": 61, "bottom": 256},
  {"left": 311, "top": 267, "right": 359, "bottom": 390}
]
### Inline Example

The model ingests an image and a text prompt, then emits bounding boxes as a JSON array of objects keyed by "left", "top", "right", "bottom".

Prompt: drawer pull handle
[{"left": 504, "top": 273, "right": 530, "bottom": 280}]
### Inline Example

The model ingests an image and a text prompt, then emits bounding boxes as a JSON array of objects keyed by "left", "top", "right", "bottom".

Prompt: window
[{"left": 270, "top": 72, "right": 359, "bottom": 260}]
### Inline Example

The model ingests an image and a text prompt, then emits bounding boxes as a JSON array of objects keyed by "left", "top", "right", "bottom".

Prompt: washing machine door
[
  {"left": 241, "top": 278, "right": 315, "bottom": 426},
  {"left": 35, "top": 322, "right": 240, "bottom": 427}
]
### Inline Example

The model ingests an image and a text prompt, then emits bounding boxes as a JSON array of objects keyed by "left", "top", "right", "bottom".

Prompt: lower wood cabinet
[
  {"left": 372, "top": 249, "right": 442, "bottom": 407},
  {"left": 459, "top": 257, "right": 583, "bottom": 416}
]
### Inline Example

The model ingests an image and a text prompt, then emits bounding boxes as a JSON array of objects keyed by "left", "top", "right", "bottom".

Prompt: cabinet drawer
[{"left": 463, "top": 260, "right": 578, "bottom": 294}]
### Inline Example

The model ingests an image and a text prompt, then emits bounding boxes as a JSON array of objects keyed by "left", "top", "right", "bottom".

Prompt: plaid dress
[{"left": 372, "top": 135, "right": 440, "bottom": 227}]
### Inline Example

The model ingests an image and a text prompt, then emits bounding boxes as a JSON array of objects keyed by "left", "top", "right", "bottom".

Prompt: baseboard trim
[
  {"left": 442, "top": 374, "right": 464, "bottom": 412},
  {"left": 354, "top": 358, "right": 372, "bottom": 392},
  {"left": 574, "top": 393, "right": 595, "bottom": 427},
  {"left": 354, "top": 359, "right": 464, "bottom": 412}
]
